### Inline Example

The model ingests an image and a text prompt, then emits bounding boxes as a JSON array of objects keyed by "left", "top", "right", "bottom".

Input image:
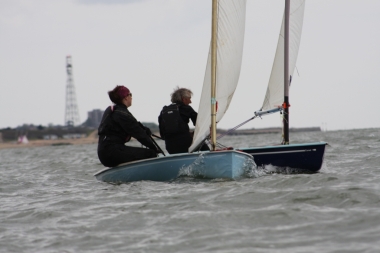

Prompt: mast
[
  {"left": 210, "top": 0, "right": 218, "bottom": 150},
  {"left": 283, "top": 0, "right": 290, "bottom": 145}
]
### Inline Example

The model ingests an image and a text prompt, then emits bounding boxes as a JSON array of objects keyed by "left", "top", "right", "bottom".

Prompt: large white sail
[
  {"left": 189, "top": 0, "right": 247, "bottom": 152},
  {"left": 260, "top": 0, "right": 305, "bottom": 111}
]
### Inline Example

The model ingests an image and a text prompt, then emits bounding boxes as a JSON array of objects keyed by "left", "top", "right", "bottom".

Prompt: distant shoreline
[
  {"left": 0, "top": 127, "right": 322, "bottom": 150},
  {"left": 0, "top": 130, "right": 99, "bottom": 150},
  {"left": 217, "top": 127, "right": 321, "bottom": 135},
  {"left": 0, "top": 136, "right": 99, "bottom": 150}
]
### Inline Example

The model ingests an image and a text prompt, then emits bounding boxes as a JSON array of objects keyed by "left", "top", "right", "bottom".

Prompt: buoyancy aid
[
  {"left": 98, "top": 106, "right": 131, "bottom": 143},
  {"left": 159, "top": 104, "right": 189, "bottom": 139}
]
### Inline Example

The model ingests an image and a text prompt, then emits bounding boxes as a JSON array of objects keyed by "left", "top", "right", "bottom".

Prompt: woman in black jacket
[{"left": 97, "top": 85, "right": 158, "bottom": 167}]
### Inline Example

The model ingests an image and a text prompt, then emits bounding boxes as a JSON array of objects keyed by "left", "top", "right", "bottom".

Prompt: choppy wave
[{"left": 1, "top": 129, "right": 380, "bottom": 252}]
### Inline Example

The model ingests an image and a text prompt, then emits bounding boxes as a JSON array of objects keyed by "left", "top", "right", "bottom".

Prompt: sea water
[{"left": 1, "top": 128, "right": 380, "bottom": 253}]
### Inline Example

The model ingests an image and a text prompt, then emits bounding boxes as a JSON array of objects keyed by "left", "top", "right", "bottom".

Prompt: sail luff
[
  {"left": 189, "top": 0, "right": 247, "bottom": 153},
  {"left": 283, "top": 0, "right": 290, "bottom": 144},
  {"left": 261, "top": 0, "right": 305, "bottom": 112},
  {"left": 210, "top": 0, "right": 218, "bottom": 151}
]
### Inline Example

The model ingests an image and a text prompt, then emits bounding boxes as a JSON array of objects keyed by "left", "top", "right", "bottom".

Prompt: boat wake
[
  {"left": 243, "top": 157, "right": 266, "bottom": 178},
  {"left": 261, "top": 164, "right": 318, "bottom": 174},
  {"left": 177, "top": 153, "right": 264, "bottom": 180},
  {"left": 178, "top": 153, "right": 207, "bottom": 178}
]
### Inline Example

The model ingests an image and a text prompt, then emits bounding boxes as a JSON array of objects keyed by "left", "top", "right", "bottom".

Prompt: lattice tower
[{"left": 64, "top": 55, "right": 81, "bottom": 126}]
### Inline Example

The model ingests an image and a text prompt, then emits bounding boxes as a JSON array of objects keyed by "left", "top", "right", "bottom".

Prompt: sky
[{"left": 1, "top": 0, "right": 379, "bottom": 131}]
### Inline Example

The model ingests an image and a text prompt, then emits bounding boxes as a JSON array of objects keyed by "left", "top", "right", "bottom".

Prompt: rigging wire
[
  {"left": 216, "top": 141, "right": 230, "bottom": 149},
  {"left": 216, "top": 106, "right": 284, "bottom": 141},
  {"left": 216, "top": 115, "right": 257, "bottom": 140}
]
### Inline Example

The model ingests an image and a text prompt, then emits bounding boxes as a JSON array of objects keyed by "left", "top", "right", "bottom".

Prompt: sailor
[
  {"left": 158, "top": 87, "right": 209, "bottom": 154},
  {"left": 97, "top": 85, "right": 159, "bottom": 167}
]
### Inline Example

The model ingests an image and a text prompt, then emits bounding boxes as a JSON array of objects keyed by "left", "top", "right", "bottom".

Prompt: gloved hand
[
  {"left": 138, "top": 122, "right": 152, "bottom": 136},
  {"left": 144, "top": 127, "right": 152, "bottom": 136},
  {"left": 149, "top": 146, "right": 160, "bottom": 157}
]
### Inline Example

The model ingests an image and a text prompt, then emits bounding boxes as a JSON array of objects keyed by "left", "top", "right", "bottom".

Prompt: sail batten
[{"left": 189, "top": 0, "right": 247, "bottom": 153}]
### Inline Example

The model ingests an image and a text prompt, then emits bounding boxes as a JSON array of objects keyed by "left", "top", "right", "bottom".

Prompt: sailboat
[
  {"left": 17, "top": 135, "right": 29, "bottom": 144},
  {"left": 191, "top": 0, "right": 327, "bottom": 173},
  {"left": 94, "top": 0, "right": 253, "bottom": 184},
  {"left": 241, "top": 0, "right": 327, "bottom": 172}
]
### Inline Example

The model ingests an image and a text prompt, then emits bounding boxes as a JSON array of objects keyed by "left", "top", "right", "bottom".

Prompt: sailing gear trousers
[
  {"left": 164, "top": 132, "right": 209, "bottom": 154},
  {"left": 165, "top": 133, "right": 192, "bottom": 154},
  {"left": 98, "top": 139, "right": 157, "bottom": 167}
]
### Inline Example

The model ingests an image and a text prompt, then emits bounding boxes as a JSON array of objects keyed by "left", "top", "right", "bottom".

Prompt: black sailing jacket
[{"left": 98, "top": 104, "right": 156, "bottom": 150}]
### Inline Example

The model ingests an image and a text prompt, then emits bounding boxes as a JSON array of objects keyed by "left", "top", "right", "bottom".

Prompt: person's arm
[
  {"left": 190, "top": 110, "right": 197, "bottom": 126},
  {"left": 178, "top": 104, "right": 198, "bottom": 126},
  {"left": 158, "top": 113, "right": 165, "bottom": 140},
  {"left": 187, "top": 106, "right": 198, "bottom": 126},
  {"left": 113, "top": 110, "right": 157, "bottom": 150}
]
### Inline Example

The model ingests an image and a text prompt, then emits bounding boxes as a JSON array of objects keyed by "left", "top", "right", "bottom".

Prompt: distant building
[
  {"left": 43, "top": 135, "right": 58, "bottom": 140},
  {"left": 62, "top": 133, "right": 86, "bottom": 139},
  {"left": 83, "top": 109, "right": 103, "bottom": 128}
]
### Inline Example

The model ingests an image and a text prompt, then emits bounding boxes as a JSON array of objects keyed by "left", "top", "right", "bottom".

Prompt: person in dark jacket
[
  {"left": 97, "top": 85, "right": 159, "bottom": 167},
  {"left": 158, "top": 87, "right": 209, "bottom": 154}
]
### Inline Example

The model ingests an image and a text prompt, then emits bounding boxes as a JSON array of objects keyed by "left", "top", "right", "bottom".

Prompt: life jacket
[
  {"left": 98, "top": 105, "right": 131, "bottom": 143},
  {"left": 159, "top": 104, "right": 189, "bottom": 138}
]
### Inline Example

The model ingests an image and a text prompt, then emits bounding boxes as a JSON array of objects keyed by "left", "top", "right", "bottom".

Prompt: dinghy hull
[
  {"left": 94, "top": 150, "right": 253, "bottom": 183},
  {"left": 240, "top": 142, "right": 327, "bottom": 173}
]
